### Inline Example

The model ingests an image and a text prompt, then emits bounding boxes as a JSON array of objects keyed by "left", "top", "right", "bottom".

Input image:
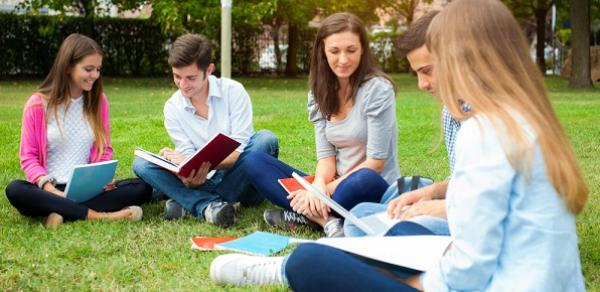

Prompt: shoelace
[
  {"left": 283, "top": 210, "right": 308, "bottom": 225},
  {"left": 242, "top": 259, "right": 280, "bottom": 284},
  {"left": 324, "top": 219, "right": 343, "bottom": 237}
]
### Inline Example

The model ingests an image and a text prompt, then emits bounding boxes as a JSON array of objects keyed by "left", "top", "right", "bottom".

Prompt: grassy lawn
[{"left": 0, "top": 74, "right": 598, "bottom": 290}]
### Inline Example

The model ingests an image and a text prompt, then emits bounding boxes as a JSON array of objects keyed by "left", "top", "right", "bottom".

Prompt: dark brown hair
[
  {"left": 38, "top": 33, "right": 107, "bottom": 157},
  {"left": 168, "top": 34, "right": 212, "bottom": 71},
  {"left": 397, "top": 10, "right": 439, "bottom": 55},
  {"left": 309, "top": 12, "right": 394, "bottom": 119}
]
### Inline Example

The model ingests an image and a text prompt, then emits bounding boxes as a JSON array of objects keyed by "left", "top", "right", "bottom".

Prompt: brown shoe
[{"left": 43, "top": 212, "right": 63, "bottom": 228}]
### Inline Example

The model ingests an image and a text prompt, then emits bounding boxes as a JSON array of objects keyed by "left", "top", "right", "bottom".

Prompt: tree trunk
[
  {"left": 270, "top": 19, "right": 283, "bottom": 73},
  {"left": 569, "top": 0, "right": 593, "bottom": 88},
  {"left": 285, "top": 23, "right": 298, "bottom": 77},
  {"left": 534, "top": 6, "right": 547, "bottom": 74}
]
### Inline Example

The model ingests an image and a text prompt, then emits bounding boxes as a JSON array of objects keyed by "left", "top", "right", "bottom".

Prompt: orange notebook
[
  {"left": 190, "top": 236, "right": 237, "bottom": 251},
  {"left": 278, "top": 176, "right": 333, "bottom": 194}
]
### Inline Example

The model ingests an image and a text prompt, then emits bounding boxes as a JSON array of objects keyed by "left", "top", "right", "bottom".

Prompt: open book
[
  {"left": 135, "top": 133, "right": 240, "bottom": 178},
  {"left": 315, "top": 235, "right": 451, "bottom": 272},
  {"left": 278, "top": 176, "right": 334, "bottom": 194},
  {"left": 190, "top": 236, "right": 238, "bottom": 251},
  {"left": 292, "top": 172, "right": 408, "bottom": 236},
  {"left": 64, "top": 160, "right": 118, "bottom": 203},
  {"left": 215, "top": 231, "right": 303, "bottom": 256}
]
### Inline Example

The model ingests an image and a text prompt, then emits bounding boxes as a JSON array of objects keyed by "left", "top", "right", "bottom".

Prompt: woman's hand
[
  {"left": 42, "top": 182, "right": 65, "bottom": 197},
  {"left": 288, "top": 189, "right": 330, "bottom": 218},
  {"left": 104, "top": 179, "right": 117, "bottom": 191}
]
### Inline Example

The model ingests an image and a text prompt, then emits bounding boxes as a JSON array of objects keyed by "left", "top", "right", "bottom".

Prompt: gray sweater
[{"left": 308, "top": 76, "right": 399, "bottom": 184}]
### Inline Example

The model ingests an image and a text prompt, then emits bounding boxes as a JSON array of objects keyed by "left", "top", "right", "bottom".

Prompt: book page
[{"left": 315, "top": 235, "right": 451, "bottom": 272}]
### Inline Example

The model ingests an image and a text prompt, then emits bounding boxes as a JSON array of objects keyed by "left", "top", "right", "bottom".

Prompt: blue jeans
[
  {"left": 132, "top": 130, "right": 279, "bottom": 218},
  {"left": 282, "top": 221, "right": 434, "bottom": 289},
  {"left": 243, "top": 151, "right": 389, "bottom": 213},
  {"left": 344, "top": 183, "right": 450, "bottom": 236},
  {"left": 285, "top": 244, "right": 418, "bottom": 291}
]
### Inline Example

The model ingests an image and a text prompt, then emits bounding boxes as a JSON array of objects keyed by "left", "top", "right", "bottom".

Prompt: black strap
[
  {"left": 410, "top": 175, "right": 421, "bottom": 191},
  {"left": 397, "top": 177, "right": 405, "bottom": 194}
]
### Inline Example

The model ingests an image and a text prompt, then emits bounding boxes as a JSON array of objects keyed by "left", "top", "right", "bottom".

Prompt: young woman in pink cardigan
[{"left": 5, "top": 33, "right": 152, "bottom": 227}]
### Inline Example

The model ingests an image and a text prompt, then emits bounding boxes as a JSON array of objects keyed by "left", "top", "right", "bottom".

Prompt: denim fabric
[
  {"left": 285, "top": 243, "right": 420, "bottom": 292},
  {"left": 344, "top": 202, "right": 450, "bottom": 237},
  {"left": 243, "top": 151, "right": 389, "bottom": 213},
  {"left": 133, "top": 130, "right": 278, "bottom": 218}
]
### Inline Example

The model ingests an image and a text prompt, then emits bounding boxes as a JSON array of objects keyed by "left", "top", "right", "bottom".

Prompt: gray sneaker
[
  {"left": 164, "top": 199, "right": 190, "bottom": 220},
  {"left": 323, "top": 218, "right": 344, "bottom": 237},
  {"left": 204, "top": 201, "right": 235, "bottom": 227}
]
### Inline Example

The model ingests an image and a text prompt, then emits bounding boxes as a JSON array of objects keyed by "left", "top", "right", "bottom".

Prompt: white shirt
[
  {"left": 46, "top": 96, "right": 94, "bottom": 183},
  {"left": 163, "top": 75, "right": 254, "bottom": 157}
]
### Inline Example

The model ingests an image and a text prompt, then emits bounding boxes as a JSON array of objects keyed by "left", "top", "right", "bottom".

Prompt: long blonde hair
[
  {"left": 38, "top": 33, "right": 108, "bottom": 157},
  {"left": 427, "top": 0, "right": 587, "bottom": 214}
]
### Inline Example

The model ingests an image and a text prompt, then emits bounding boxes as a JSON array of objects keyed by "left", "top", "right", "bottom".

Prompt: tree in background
[
  {"left": 381, "top": 0, "right": 433, "bottom": 26},
  {"left": 18, "top": 0, "right": 108, "bottom": 17},
  {"left": 569, "top": 0, "right": 593, "bottom": 88},
  {"left": 503, "top": 0, "right": 553, "bottom": 74}
]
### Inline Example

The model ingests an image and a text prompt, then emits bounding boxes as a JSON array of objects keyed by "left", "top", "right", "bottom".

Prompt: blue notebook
[
  {"left": 64, "top": 160, "right": 118, "bottom": 203},
  {"left": 215, "top": 231, "right": 300, "bottom": 256}
]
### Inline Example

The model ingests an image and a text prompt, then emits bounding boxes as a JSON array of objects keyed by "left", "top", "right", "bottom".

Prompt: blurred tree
[
  {"left": 569, "top": 0, "right": 593, "bottom": 87},
  {"left": 503, "top": 0, "right": 553, "bottom": 74},
  {"left": 19, "top": 0, "right": 105, "bottom": 17},
  {"left": 380, "top": 0, "right": 434, "bottom": 26}
]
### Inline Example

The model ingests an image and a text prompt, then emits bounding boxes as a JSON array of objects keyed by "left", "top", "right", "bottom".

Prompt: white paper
[{"left": 315, "top": 235, "right": 451, "bottom": 272}]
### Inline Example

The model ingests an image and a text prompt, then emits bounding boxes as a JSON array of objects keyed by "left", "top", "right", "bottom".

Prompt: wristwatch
[{"left": 37, "top": 175, "right": 57, "bottom": 189}]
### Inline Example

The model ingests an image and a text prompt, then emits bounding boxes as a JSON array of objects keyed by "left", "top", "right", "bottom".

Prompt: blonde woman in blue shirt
[{"left": 209, "top": 0, "right": 588, "bottom": 290}]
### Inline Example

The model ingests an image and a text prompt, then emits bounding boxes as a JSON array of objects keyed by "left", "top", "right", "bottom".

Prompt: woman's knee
[
  {"left": 285, "top": 243, "right": 329, "bottom": 281},
  {"left": 5, "top": 180, "right": 27, "bottom": 202},
  {"left": 341, "top": 169, "right": 388, "bottom": 194}
]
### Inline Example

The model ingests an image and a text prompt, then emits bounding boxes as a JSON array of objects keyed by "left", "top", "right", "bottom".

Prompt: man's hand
[
  {"left": 178, "top": 161, "right": 211, "bottom": 188},
  {"left": 159, "top": 147, "right": 186, "bottom": 165},
  {"left": 387, "top": 183, "right": 444, "bottom": 219},
  {"left": 398, "top": 199, "right": 446, "bottom": 220}
]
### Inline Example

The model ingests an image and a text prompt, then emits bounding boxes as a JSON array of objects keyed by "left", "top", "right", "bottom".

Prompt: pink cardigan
[{"left": 19, "top": 94, "right": 113, "bottom": 183}]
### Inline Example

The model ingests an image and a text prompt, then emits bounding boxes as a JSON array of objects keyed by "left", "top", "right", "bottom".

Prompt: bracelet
[{"left": 37, "top": 175, "right": 56, "bottom": 189}]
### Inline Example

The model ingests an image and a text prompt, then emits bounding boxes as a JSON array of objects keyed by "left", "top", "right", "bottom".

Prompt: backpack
[{"left": 380, "top": 175, "right": 434, "bottom": 204}]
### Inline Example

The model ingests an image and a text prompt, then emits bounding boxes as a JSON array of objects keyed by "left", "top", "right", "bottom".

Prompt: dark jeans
[
  {"left": 243, "top": 151, "right": 389, "bottom": 212},
  {"left": 133, "top": 130, "right": 279, "bottom": 217},
  {"left": 285, "top": 221, "right": 434, "bottom": 291},
  {"left": 5, "top": 178, "right": 152, "bottom": 221}
]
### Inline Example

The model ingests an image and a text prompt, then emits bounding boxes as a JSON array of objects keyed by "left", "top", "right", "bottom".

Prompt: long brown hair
[
  {"left": 38, "top": 33, "right": 107, "bottom": 157},
  {"left": 309, "top": 12, "right": 394, "bottom": 119},
  {"left": 427, "top": 0, "right": 588, "bottom": 214}
]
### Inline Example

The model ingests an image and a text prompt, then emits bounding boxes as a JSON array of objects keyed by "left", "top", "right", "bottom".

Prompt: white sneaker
[{"left": 210, "top": 254, "right": 284, "bottom": 285}]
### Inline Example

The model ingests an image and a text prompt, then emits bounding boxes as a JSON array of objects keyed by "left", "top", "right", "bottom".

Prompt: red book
[
  {"left": 134, "top": 133, "right": 240, "bottom": 177},
  {"left": 278, "top": 176, "right": 333, "bottom": 194},
  {"left": 190, "top": 236, "right": 238, "bottom": 251}
]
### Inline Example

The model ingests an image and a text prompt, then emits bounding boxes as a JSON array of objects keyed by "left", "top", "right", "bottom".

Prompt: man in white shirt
[{"left": 133, "top": 34, "right": 279, "bottom": 227}]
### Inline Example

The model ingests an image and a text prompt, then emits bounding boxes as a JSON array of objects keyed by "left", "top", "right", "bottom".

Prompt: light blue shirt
[
  {"left": 163, "top": 75, "right": 254, "bottom": 157},
  {"left": 422, "top": 116, "right": 585, "bottom": 291}
]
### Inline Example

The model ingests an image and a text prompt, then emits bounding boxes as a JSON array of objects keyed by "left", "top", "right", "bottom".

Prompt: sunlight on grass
[{"left": 0, "top": 75, "right": 598, "bottom": 290}]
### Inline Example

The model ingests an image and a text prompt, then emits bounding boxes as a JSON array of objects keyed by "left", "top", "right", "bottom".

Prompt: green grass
[{"left": 0, "top": 75, "right": 598, "bottom": 290}]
